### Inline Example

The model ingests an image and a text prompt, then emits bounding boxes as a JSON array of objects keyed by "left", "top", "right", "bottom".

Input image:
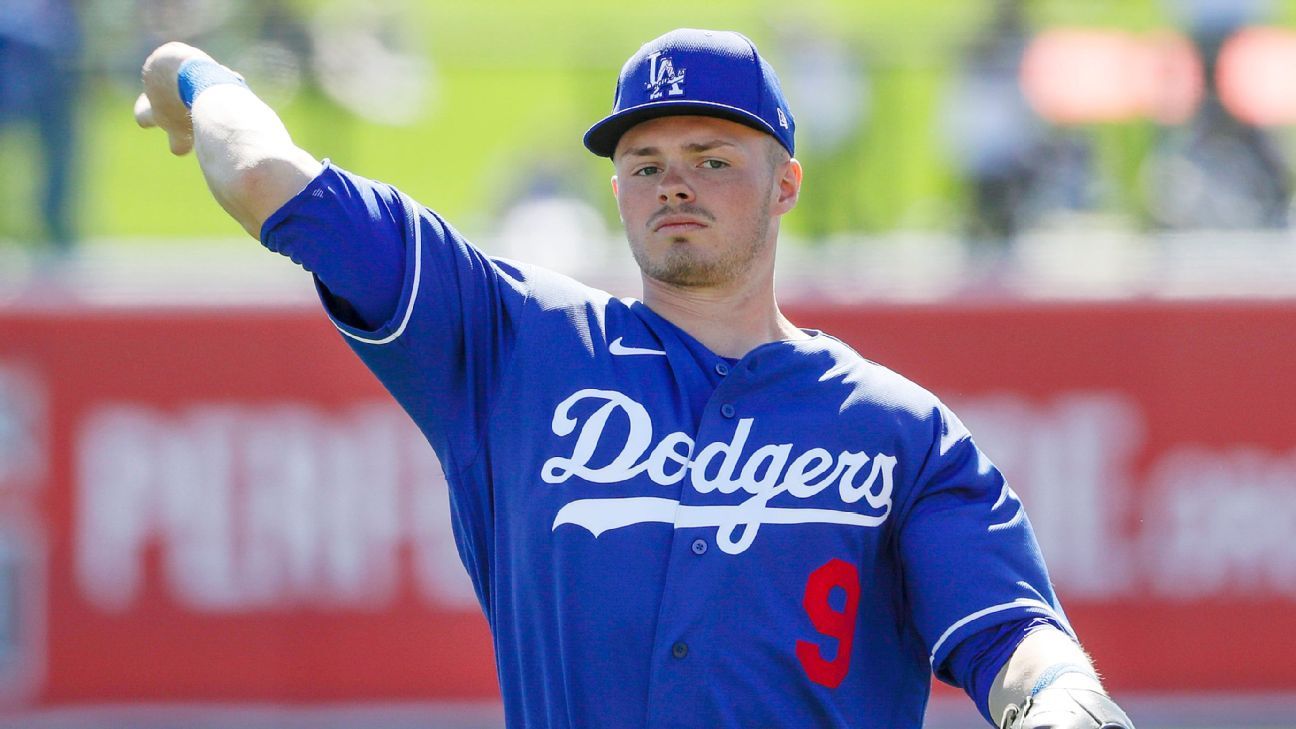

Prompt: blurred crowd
[
  {"left": 944, "top": 0, "right": 1291, "bottom": 246},
  {"left": 3, "top": 0, "right": 1296, "bottom": 254}
]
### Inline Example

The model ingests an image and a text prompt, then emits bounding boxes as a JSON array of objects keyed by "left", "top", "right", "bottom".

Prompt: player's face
[{"left": 611, "top": 116, "right": 800, "bottom": 289}]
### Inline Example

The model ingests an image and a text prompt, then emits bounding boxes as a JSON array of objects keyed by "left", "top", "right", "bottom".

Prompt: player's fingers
[
  {"left": 168, "top": 129, "right": 194, "bottom": 156},
  {"left": 134, "top": 93, "right": 156, "bottom": 128}
]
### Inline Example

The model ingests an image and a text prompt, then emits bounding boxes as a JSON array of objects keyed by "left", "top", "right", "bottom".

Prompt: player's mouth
[{"left": 652, "top": 215, "right": 709, "bottom": 233}]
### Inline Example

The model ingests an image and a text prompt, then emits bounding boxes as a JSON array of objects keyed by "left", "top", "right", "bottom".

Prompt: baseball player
[{"left": 136, "top": 29, "right": 1134, "bottom": 729}]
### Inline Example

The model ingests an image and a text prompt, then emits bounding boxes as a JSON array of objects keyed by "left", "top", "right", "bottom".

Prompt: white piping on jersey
[
  {"left": 333, "top": 192, "right": 422, "bottom": 346},
  {"left": 928, "top": 598, "right": 1066, "bottom": 666}
]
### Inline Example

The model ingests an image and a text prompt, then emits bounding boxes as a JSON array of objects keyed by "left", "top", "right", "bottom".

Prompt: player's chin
[
  {"left": 635, "top": 235, "right": 695, "bottom": 261},
  {"left": 645, "top": 269, "right": 717, "bottom": 288},
  {"left": 643, "top": 253, "right": 729, "bottom": 288}
]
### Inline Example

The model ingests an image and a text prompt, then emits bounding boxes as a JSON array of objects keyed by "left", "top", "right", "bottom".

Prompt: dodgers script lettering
[{"left": 543, "top": 389, "right": 896, "bottom": 554}]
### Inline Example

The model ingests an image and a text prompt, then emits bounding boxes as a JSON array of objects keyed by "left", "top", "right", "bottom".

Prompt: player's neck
[{"left": 640, "top": 270, "right": 807, "bottom": 359}]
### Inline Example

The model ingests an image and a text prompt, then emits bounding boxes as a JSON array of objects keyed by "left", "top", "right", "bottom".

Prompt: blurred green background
[{"left": 5, "top": 0, "right": 1296, "bottom": 248}]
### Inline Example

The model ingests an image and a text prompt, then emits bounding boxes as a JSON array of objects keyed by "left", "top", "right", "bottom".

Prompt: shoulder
[
  {"left": 813, "top": 334, "right": 943, "bottom": 412},
  {"left": 807, "top": 333, "right": 970, "bottom": 446},
  {"left": 490, "top": 257, "right": 616, "bottom": 312},
  {"left": 487, "top": 257, "right": 627, "bottom": 354}
]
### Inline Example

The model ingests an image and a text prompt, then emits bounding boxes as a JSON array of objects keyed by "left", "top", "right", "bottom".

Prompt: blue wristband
[
  {"left": 1030, "top": 662, "right": 1097, "bottom": 697},
  {"left": 176, "top": 58, "right": 249, "bottom": 109}
]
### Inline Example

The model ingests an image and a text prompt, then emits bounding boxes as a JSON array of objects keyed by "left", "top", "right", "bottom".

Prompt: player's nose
[{"left": 656, "top": 168, "right": 695, "bottom": 204}]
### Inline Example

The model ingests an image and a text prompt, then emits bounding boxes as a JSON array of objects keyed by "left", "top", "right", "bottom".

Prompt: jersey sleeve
[
  {"left": 944, "top": 616, "right": 1068, "bottom": 725},
  {"left": 897, "top": 402, "right": 1075, "bottom": 678},
  {"left": 260, "top": 161, "right": 528, "bottom": 476},
  {"left": 259, "top": 160, "right": 406, "bottom": 329}
]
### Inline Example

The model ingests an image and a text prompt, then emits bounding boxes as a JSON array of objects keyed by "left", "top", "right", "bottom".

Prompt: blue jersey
[{"left": 263, "top": 163, "right": 1071, "bottom": 728}]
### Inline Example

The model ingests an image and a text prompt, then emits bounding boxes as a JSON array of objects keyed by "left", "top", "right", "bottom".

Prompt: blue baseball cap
[{"left": 584, "top": 28, "right": 796, "bottom": 158}]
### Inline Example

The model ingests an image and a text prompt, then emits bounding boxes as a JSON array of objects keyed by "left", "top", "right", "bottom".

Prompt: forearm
[
  {"left": 190, "top": 83, "right": 321, "bottom": 237},
  {"left": 988, "top": 627, "right": 1104, "bottom": 723}
]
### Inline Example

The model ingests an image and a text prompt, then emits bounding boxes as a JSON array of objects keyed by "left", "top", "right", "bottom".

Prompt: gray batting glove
[{"left": 999, "top": 687, "right": 1134, "bottom": 729}]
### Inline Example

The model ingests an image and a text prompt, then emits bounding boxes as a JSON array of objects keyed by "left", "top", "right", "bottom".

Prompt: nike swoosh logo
[{"left": 609, "top": 337, "right": 667, "bottom": 356}]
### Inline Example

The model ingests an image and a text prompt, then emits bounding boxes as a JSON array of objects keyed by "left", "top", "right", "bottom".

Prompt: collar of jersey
[{"left": 627, "top": 299, "right": 826, "bottom": 366}]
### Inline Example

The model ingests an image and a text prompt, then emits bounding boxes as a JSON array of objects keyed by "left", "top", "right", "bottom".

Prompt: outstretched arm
[
  {"left": 989, "top": 626, "right": 1134, "bottom": 728},
  {"left": 135, "top": 42, "right": 322, "bottom": 238}
]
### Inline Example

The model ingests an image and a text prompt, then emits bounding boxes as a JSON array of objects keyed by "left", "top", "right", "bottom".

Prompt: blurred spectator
[
  {"left": 1144, "top": 0, "right": 1290, "bottom": 229},
  {"left": 778, "top": 26, "right": 870, "bottom": 238},
  {"left": 0, "top": 0, "right": 82, "bottom": 250},
  {"left": 943, "top": 0, "right": 1040, "bottom": 245},
  {"left": 491, "top": 160, "right": 610, "bottom": 277},
  {"left": 311, "top": 1, "right": 431, "bottom": 125},
  {"left": 946, "top": 0, "right": 1122, "bottom": 246},
  {"left": 944, "top": 0, "right": 1051, "bottom": 245}
]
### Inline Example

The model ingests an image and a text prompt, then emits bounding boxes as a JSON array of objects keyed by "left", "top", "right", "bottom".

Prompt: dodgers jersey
[{"left": 262, "top": 163, "right": 1072, "bottom": 728}]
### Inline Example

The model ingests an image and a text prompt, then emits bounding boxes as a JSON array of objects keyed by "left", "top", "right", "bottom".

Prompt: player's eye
[
  {"left": 700, "top": 159, "right": 729, "bottom": 169},
  {"left": 632, "top": 165, "right": 660, "bottom": 177}
]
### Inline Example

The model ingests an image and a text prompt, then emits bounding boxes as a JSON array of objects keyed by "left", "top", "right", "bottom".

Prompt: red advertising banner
[
  {"left": 0, "top": 310, "right": 495, "bottom": 705},
  {"left": 0, "top": 301, "right": 1292, "bottom": 707}
]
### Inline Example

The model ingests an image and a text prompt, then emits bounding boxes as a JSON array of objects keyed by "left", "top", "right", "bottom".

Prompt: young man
[{"left": 136, "top": 28, "right": 1134, "bottom": 729}]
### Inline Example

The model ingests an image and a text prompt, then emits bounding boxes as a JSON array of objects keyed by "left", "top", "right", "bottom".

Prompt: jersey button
[
  {"left": 690, "top": 538, "right": 708, "bottom": 555},
  {"left": 720, "top": 403, "right": 736, "bottom": 418},
  {"left": 671, "top": 641, "right": 689, "bottom": 659},
  {"left": 714, "top": 362, "right": 730, "bottom": 376}
]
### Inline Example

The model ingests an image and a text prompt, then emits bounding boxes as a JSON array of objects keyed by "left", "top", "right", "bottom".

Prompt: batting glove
[{"left": 999, "top": 687, "right": 1135, "bottom": 729}]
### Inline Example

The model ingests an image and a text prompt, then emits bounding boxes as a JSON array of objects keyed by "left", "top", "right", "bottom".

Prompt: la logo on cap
[{"left": 646, "top": 50, "right": 685, "bottom": 99}]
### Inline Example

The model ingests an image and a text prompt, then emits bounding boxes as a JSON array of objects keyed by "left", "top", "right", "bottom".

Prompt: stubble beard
[{"left": 630, "top": 196, "right": 772, "bottom": 289}]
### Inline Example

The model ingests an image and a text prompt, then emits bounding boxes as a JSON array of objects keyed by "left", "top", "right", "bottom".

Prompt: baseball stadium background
[{"left": 2, "top": 0, "right": 1296, "bottom": 727}]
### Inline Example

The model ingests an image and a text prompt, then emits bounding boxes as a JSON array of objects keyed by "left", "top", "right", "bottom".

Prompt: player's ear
[
  {"left": 771, "top": 158, "right": 802, "bottom": 215},
  {"left": 610, "top": 174, "right": 619, "bottom": 199}
]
